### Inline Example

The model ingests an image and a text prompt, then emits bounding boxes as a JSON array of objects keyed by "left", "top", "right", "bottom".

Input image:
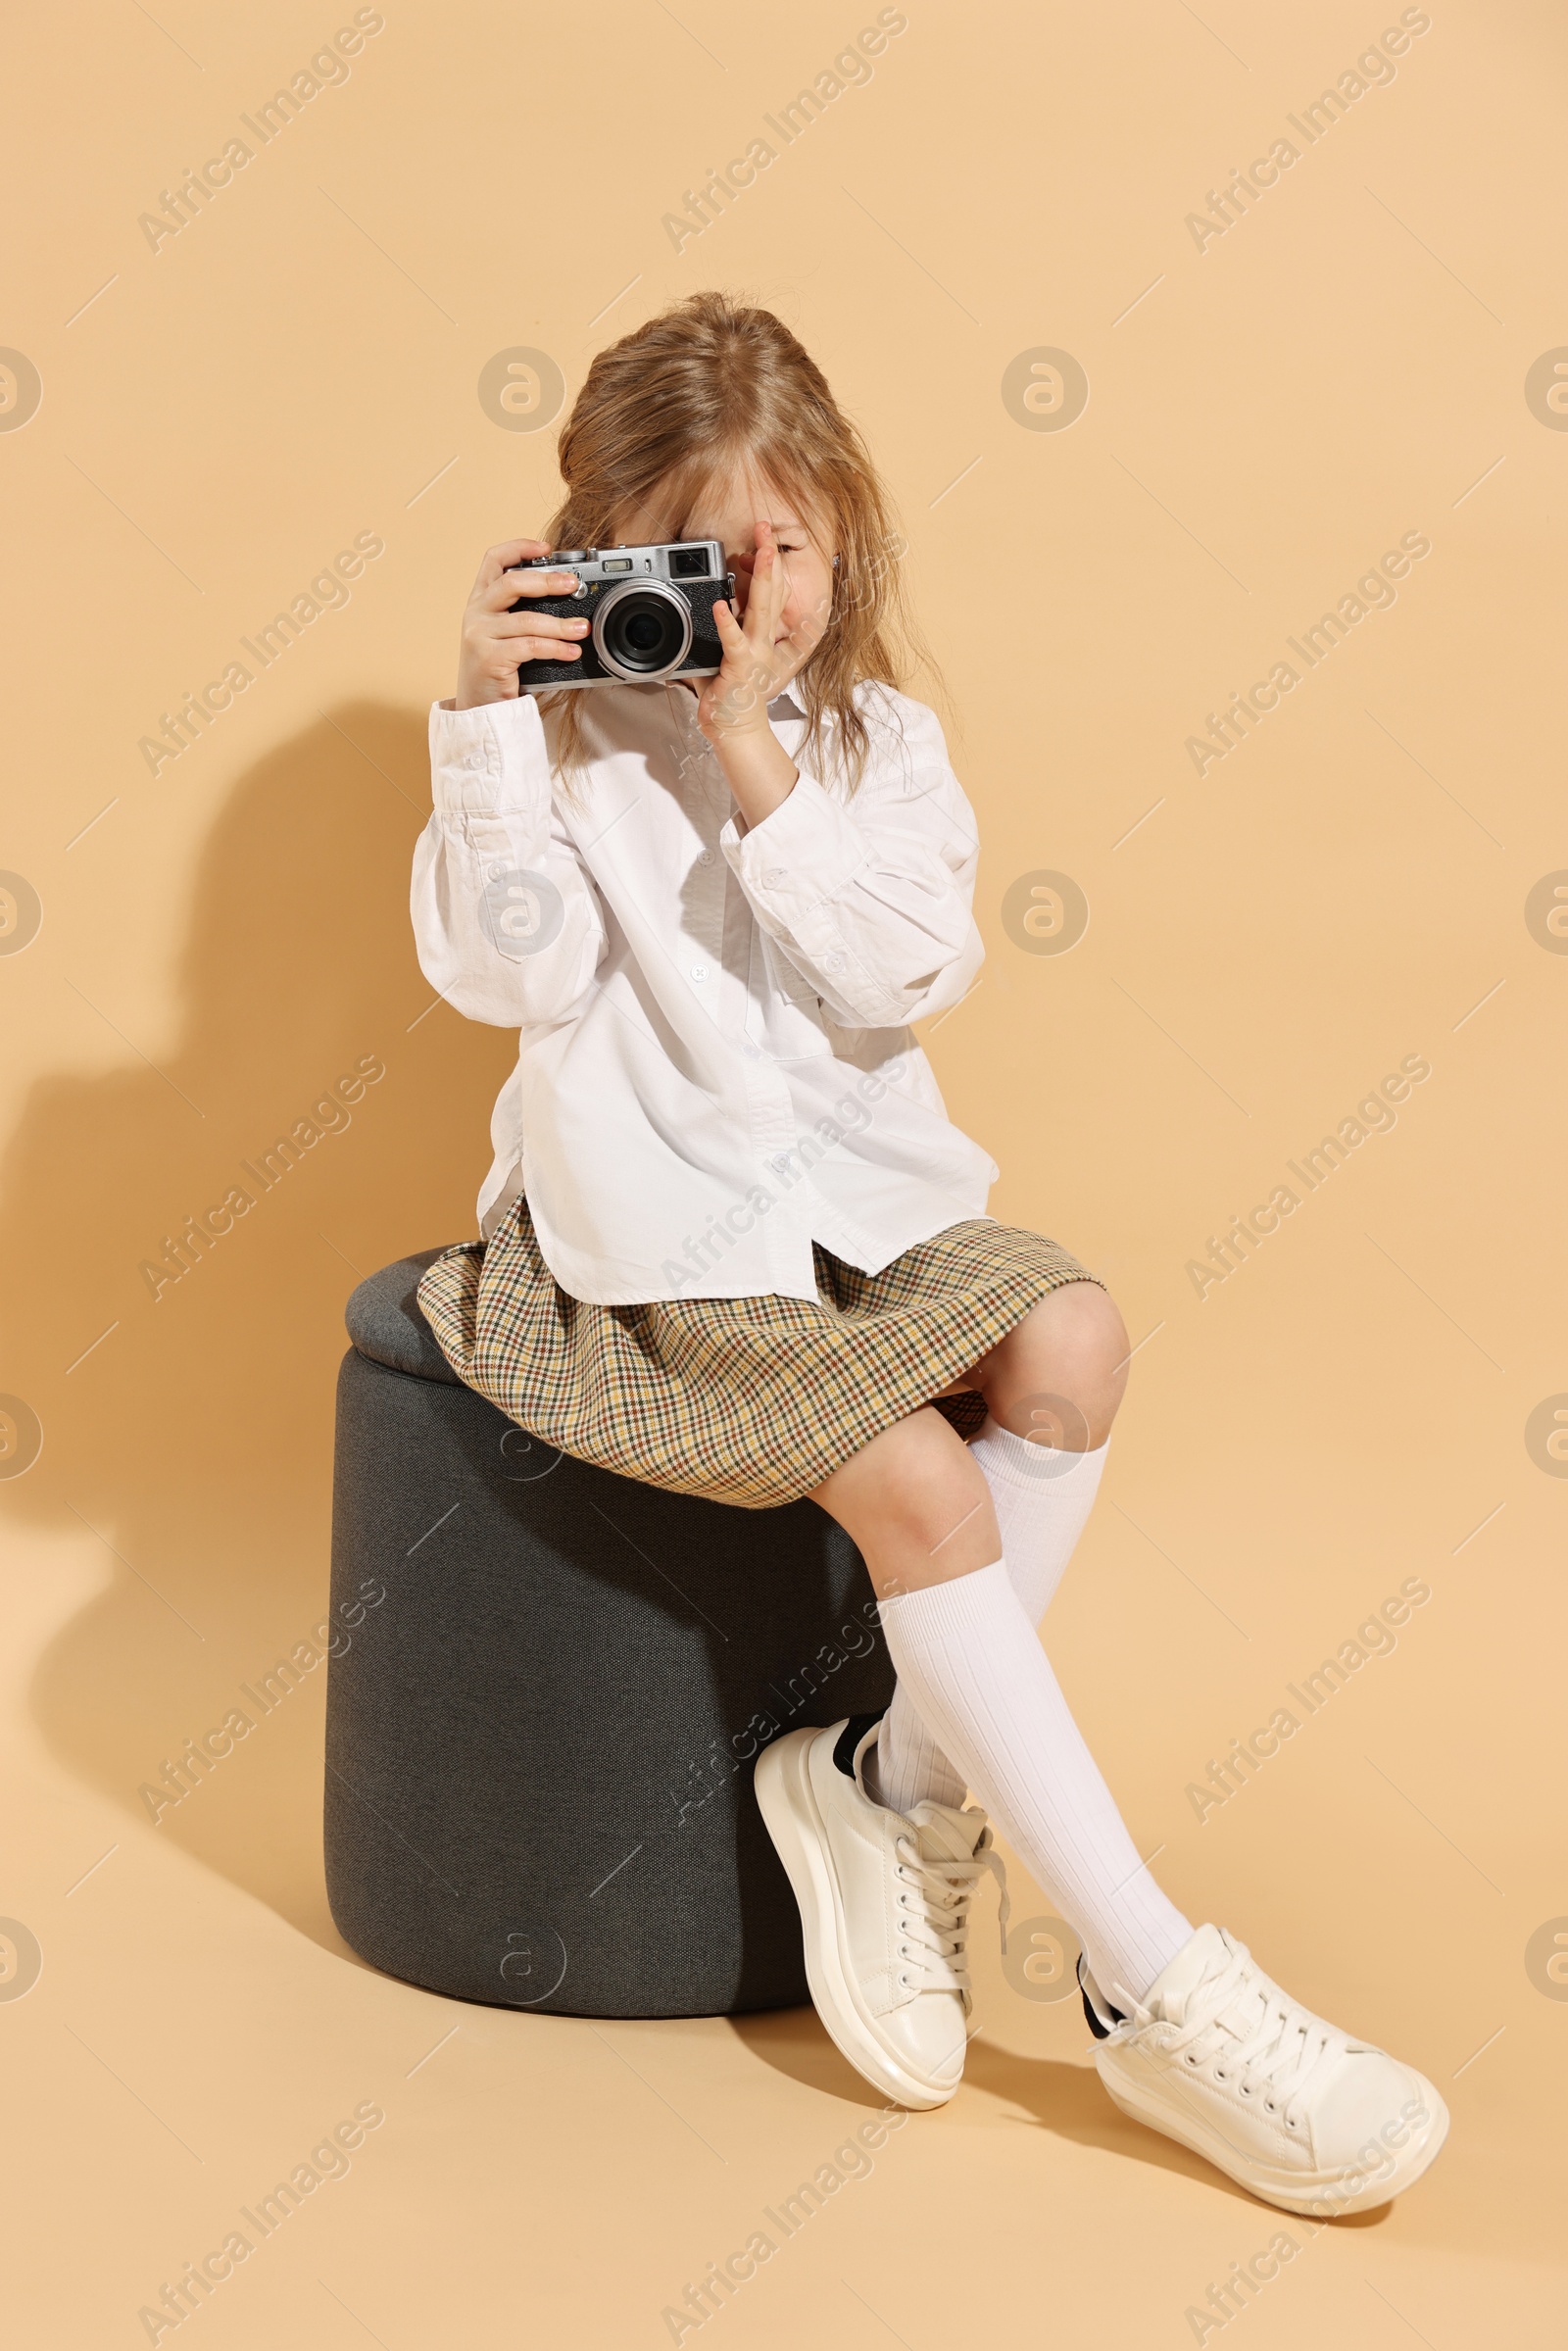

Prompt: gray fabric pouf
[{"left": 324, "top": 1250, "right": 895, "bottom": 2018}]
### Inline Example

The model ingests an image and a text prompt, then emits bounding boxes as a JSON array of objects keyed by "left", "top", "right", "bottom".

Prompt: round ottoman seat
[{"left": 323, "top": 1249, "right": 894, "bottom": 2018}]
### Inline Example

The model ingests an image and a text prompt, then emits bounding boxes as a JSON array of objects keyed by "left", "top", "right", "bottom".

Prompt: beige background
[{"left": 2, "top": 1, "right": 1564, "bottom": 2342}]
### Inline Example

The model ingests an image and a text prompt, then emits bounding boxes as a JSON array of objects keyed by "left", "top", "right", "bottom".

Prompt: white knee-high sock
[
  {"left": 875, "top": 1558, "right": 1193, "bottom": 2004},
  {"left": 970, "top": 1422, "right": 1108, "bottom": 1623},
  {"left": 865, "top": 1428, "right": 1108, "bottom": 1815},
  {"left": 863, "top": 1683, "right": 970, "bottom": 1814}
]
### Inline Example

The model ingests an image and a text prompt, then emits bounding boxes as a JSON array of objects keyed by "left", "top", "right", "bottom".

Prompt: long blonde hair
[{"left": 539, "top": 292, "right": 937, "bottom": 792}]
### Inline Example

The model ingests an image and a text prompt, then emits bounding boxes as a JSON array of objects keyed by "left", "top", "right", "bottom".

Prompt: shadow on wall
[{"left": 1, "top": 703, "right": 516, "bottom": 1949}]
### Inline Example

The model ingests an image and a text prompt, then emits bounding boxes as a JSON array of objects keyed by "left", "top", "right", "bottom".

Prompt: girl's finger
[
  {"left": 490, "top": 611, "right": 592, "bottom": 641},
  {"left": 512, "top": 639, "right": 581, "bottom": 663},
  {"left": 756, "top": 521, "right": 788, "bottom": 619},
  {"left": 476, "top": 538, "right": 551, "bottom": 590},
  {"left": 743, "top": 543, "right": 777, "bottom": 653},
  {"left": 738, "top": 520, "right": 774, "bottom": 630},
  {"left": 766, "top": 539, "right": 790, "bottom": 628},
  {"left": 488, "top": 564, "right": 586, "bottom": 608},
  {"left": 712, "top": 598, "right": 767, "bottom": 705}
]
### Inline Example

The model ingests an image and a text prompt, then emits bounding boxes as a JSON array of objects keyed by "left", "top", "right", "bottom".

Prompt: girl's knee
[
  {"left": 821, "top": 1405, "right": 994, "bottom": 1560},
  {"left": 986, "top": 1282, "right": 1130, "bottom": 1444},
  {"left": 875, "top": 1414, "right": 999, "bottom": 1586},
  {"left": 877, "top": 1405, "right": 982, "bottom": 1514},
  {"left": 1052, "top": 1279, "right": 1130, "bottom": 1372},
  {"left": 1008, "top": 1281, "right": 1126, "bottom": 1376}
]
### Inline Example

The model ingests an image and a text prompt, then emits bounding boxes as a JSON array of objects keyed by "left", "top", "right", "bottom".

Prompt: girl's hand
[
  {"left": 456, "top": 538, "right": 593, "bottom": 710},
  {"left": 694, "top": 519, "right": 824, "bottom": 747}
]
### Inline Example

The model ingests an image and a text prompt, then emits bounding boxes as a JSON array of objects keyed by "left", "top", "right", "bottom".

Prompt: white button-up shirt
[{"left": 411, "top": 679, "right": 998, "bottom": 1303}]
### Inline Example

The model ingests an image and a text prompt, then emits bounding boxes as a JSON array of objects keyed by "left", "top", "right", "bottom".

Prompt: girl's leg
[
  {"left": 810, "top": 1391, "right": 1194, "bottom": 2007},
  {"left": 865, "top": 1282, "right": 1126, "bottom": 1815},
  {"left": 788, "top": 1400, "right": 1446, "bottom": 2213}
]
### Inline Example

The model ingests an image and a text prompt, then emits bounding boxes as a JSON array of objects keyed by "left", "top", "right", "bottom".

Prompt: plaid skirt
[{"left": 416, "top": 1198, "right": 1098, "bottom": 1509}]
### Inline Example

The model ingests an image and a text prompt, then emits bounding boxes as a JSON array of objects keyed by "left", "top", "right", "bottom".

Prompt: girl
[{"left": 411, "top": 292, "right": 1446, "bottom": 2218}]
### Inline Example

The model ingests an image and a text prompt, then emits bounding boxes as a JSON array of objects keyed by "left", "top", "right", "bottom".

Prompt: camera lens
[{"left": 593, "top": 582, "right": 694, "bottom": 681}]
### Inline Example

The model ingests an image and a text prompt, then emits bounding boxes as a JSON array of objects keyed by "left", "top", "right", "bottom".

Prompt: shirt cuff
[
  {"left": 428, "top": 693, "right": 551, "bottom": 817},
  {"left": 719, "top": 771, "right": 866, "bottom": 923}
]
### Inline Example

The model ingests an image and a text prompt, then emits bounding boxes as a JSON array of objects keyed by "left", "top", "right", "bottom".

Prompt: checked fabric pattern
[{"left": 416, "top": 1198, "right": 1097, "bottom": 1510}]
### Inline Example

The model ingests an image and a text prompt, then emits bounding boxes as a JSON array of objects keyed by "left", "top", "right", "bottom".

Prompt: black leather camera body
[{"left": 511, "top": 540, "right": 734, "bottom": 691}]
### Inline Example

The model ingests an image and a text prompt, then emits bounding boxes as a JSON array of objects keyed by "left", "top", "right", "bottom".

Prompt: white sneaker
[
  {"left": 1084, "top": 1924, "right": 1448, "bottom": 2215},
  {"left": 755, "top": 1715, "right": 1006, "bottom": 2110}
]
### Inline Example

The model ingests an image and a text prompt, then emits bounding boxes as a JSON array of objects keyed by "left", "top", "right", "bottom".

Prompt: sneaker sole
[
  {"left": 755, "top": 1729, "right": 960, "bottom": 2112},
  {"left": 1094, "top": 2048, "right": 1450, "bottom": 2216}
]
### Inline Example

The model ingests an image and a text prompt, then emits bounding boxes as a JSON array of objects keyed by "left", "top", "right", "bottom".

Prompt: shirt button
[
  {"left": 764, "top": 867, "right": 787, "bottom": 886},
  {"left": 825, "top": 954, "right": 845, "bottom": 971},
  {"left": 464, "top": 751, "right": 482, "bottom": 769},
  {"left": 690, "top": 963, "right": 709, "bottom": 982},
  {"left": 488, "top": 862, "right": 508, "bottom": 881},
  {"left": 698, "top": 850, "right": 714, "bottom": 867}
]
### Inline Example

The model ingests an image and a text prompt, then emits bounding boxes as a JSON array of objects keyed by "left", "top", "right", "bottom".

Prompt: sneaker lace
[
  {"left": 892, "top": 1821, "right": 1009, "bottom": 2003},
  {"left": 1115, "top": 1938, "right": 1348, "bottom": 2125}
]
